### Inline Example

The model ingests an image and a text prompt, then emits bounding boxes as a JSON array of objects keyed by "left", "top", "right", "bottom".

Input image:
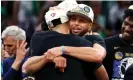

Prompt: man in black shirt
[
  {"left": 22, "top": 5, "right": 105, "bottom": 80},
  {"left": 103, "top": 5, "right": 133, "bottom": 80},
  {"left": 66, "top": 3, "right": 107, "bottom": 80},
  {"left": 48, "top": 3, "right": 107, "bottom": 80},
  {"left": 23, "top": 2, "right": 108, "bottom": 80}
]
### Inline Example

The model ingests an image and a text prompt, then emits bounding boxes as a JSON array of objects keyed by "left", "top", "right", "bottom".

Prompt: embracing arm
[
  {"left": 48, "top": 46, "right": 103, "bottom": 63},
  {"left": 64, "top": 35, "right": 106, "bottom": 63},
  {"left": 93, "top": 43, "right": 106, "bottom": 60},
  {"left": 64, "top": 46, "right": 103, "bottom": 63},
  {"left": 22, "top": 51, "right": 67, "bottom": 74},
  {"left": 22, "top": 55, "right": 48, "bottom": 74}
]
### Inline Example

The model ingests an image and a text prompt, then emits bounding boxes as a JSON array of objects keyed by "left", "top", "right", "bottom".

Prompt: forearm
[
  {"left": 22, "top": 55, "right": 48, "bottom": 74},
  {"left": 11, "top": 60, "right": 22, "bottom": 71},
  {"left": 93, "top": 43, "right": 106, "bottom": 59},
  {"left": 95, "top": 65, "right": 109, "bottom": 80},
  {"left": 64, "top": 46, "right": 102, "bottom": 63}
]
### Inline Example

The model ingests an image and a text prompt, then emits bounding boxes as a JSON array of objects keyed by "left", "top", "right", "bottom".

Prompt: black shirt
[
  {"left": 124, "top": 63, "right": 133, "bottom": 80},
  {"left": 84, "top": 35, "right": 105, "bottom": 80},
  {"left": 29, "top": 31, "right": 101, "bottom": 80},
  {"left": 103, "top": 34, "right": 133, "bottom": 80},
  {"left": 84, "top": 35, "right": 106, "bottom": 49}
]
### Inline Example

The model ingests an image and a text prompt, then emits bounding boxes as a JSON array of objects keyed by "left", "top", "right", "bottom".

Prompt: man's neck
[
  {"left": 55, "top": 27, "right": 70, "bottom": 34},
  {"left": 52, "top": 24, "right": 70, "bottom": 34}
]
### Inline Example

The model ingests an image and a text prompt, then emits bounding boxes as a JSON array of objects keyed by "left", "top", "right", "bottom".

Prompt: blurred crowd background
[{"left": 1, "top": 1, "right": 133, "bottom": 45}]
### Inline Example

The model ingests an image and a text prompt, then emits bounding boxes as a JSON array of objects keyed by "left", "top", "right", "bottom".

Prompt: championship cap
[{"left": 67, "top": 4, "right": 94, "bottom": 22}]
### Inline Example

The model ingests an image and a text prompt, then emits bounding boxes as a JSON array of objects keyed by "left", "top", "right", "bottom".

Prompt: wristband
[{"left": 61, "top": 45, "right": 65, "bottom": 55}]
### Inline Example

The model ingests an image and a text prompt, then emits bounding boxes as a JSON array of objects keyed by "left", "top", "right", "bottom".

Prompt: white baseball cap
[
  {"left": 45, "top": 9, "right": 68, "bottom": 27},
  {"left": 128, "top": 5, "right": 133, "bottom": 10},
  {"left": 67, "top": 4, "right": 94, "bottom": 22}
]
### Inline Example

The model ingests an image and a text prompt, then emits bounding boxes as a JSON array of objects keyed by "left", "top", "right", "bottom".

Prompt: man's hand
[
  {"left": 44, "top": 49, "right": 67, "bottom": 72},
  {"left": 12, "top": 40, "right": 28, "bottom": 70},
  {"left": 15, "top": 40, "right": 28, "bottom": 62},
  {"left": 44, "top": 47, "right": 63, "bottom": 61},
  {"left": 84, "top": 31, "right": 99, "bottom": 36},
  {"left": 53, "top": 56, "right": 67, "bottom": 72}
]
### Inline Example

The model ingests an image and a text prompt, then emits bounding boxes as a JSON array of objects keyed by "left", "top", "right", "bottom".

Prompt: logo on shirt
[
  {"left": 115, "top": 52, "right": 123, "bottom": 60},
  {"left": 112, "top": 58, "right": 133, "bottom": 79},
  {"left": 114, "top": 46, "right": 120, "bottom": 49}
]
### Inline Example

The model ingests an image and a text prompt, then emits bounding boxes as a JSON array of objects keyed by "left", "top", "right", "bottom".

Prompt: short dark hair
[{"left": 123, "top": 9, "right": 133, "bottom": 20}]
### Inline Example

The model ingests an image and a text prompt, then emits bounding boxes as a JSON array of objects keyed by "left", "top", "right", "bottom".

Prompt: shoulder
[
  {"left": 68, "top": 35, "right": 92, "bottom": 46},
  {"left": 32, "top": 31, "right": 48, "bottom": 38},
  {"left": 31, "top": 31, "right": 49, "bottom": 43},
  {"left": 2, "top": 57, "right": 15, "bottom": 70},
  {"left": 31, "top": 31, "right": 61, "bottom": 40},
  {"left": 85, "top": 35, "right": 103, "bottom": 41},
  {"left": 104, "top": 34, "right": 120, "bottom": 45},
  {"left": 105, "top": 34, "right": 119, "bottom": 41}
]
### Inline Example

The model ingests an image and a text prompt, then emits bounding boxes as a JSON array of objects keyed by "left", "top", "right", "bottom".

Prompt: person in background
[
  {"left": 103, "top": 5, "right": 133, "bottom": 80},
  {"left": 1, "top": 26, "right": 28, "bottom": 80}
]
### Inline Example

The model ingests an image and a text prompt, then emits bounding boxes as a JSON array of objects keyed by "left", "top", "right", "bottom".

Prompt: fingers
[
  {"left": 16, "top": 40, "right": 25, "bottom": 49},
  {"left": 23, "top": 42, "right": 27, "bottom": 51},
  {"left": 19, "top": 40, "right": 25, "bottom": 49},
  {"left": 59, "top": 68, "right": 65, "bottom": 72},
  {"left": 18, "top": 40, "right": 27, "bottom": 51},
  {"left": 54, "top": 57, "right": 67, "bottom": 72},
  {"left": 90, "top": 31, "right": 93, "bottom": 35},
  {"left": 45, "top": 51, "right": 55, "bottom": 62},
  {"left": 26, "top": 47, "right": 29, "bottom": 53},
  {"left": 16, "top": 40, "right": 19, "bottom": 49}
]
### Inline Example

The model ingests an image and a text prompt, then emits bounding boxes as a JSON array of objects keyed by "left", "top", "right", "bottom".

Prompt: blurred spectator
[
  {"left": 13, "top": 1, "right": 38, "bottom": 47},
  {"left": 1, "top": 26, "right": 28, "bottom": 80},
  {"left": 108, "top": 1, "right": 130, "bottom": 35},
  {"left": 103, "top": 5, "right": 133, "bottom": 79},
  {"left": 90, "top": 1, "right": 106, "bottom": 38}
]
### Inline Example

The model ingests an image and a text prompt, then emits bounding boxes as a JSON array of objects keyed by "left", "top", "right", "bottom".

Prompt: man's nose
[{"left": 74, "top": 20, "right": 79, "bottom": 25}]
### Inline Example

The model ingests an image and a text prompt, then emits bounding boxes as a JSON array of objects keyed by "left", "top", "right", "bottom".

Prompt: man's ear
[
  {"left": 88, "top": 23, "right": 93, "bottom": 31},
  {"left": 89, "top": 23, "right": 93, "bottom": 27}
]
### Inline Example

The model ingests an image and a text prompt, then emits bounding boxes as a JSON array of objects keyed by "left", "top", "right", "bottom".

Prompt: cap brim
[{"left": 67, "top": 12, "right": 92, "bottom": 22}]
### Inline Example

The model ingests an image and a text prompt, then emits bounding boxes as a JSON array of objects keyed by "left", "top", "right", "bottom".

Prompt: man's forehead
[
  {"left": 125, "top": 17, "right": 133, "bottom": 25},
  {"left": 3, "top": 36, "right": 16, "bottom": 42}
]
